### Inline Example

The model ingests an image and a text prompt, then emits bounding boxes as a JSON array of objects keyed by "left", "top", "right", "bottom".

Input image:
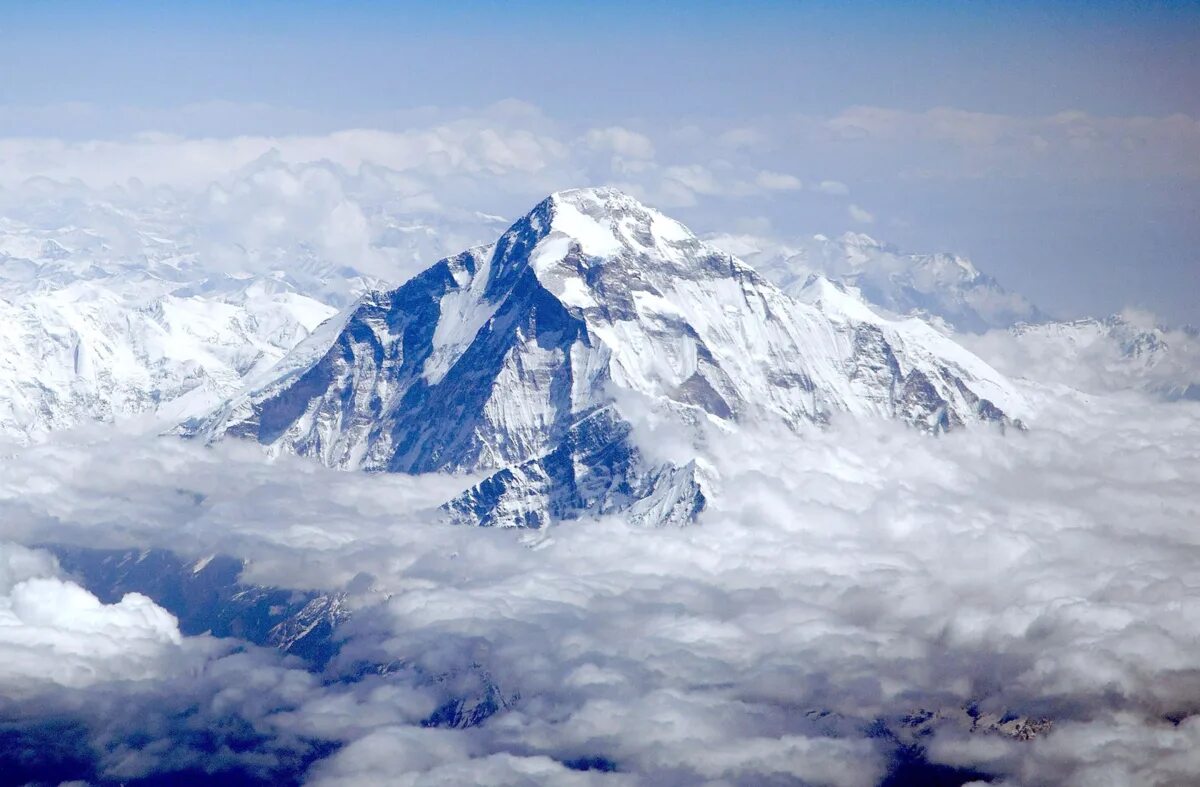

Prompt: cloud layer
[
  {"left": 4, "top": 100, "right": 1197, "bottom": 324},
  {"left": 0, "top": 381, "right": 1197, "bottom": 784},
  {"left": 0, "top": 542, "right": 181, "bottom": 691},
  {"left": 1, "top": 100, "right": 1198, "bottom": 784}
]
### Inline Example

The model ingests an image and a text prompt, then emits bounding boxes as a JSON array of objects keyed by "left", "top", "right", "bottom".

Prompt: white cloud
[
  {"left": 0, "top": 382, "right": 1196, "bottom": 783},
  {"left": 305, "top": 728, "right": 616, "bottom": 787},
  {"left": 0, "top": 542, "right": 181, "bottom": 691},
  {"left": 662, "top": 163, "right": 722, "bottom": 195},
  {"left": 816, "top": 179, "right": 850, "bottom": 195},
  {"left": 0, "top": 113, "right": 573, "bottom": 191},
  {"left": 583, "top": 126, "right": 656, "bottom": 160},
  {"left": 755, "top": 170, "right": 803, "bottom": 190},
  {"left": 716, "top": 127, "right": 768, "bottom": 150},
  {"left": 3, "top": 104, "right": 1195, "bottom": 206},
  {"left": 848, "top": 203, "right": 875, "bottom": 223}
]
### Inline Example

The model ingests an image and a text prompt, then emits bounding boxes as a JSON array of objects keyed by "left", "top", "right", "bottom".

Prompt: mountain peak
[
  {"left": 549, "top": 185, "right": 648, "bottom": 213},
  {"left": 501, "top": 187, "right": 762, "bottom": 318},
  {"left": 185, "top": 191, "right": 1025, "bottom": 528},
  {"left": 534, "top": 187, "right": 700, "bottom": 262}
]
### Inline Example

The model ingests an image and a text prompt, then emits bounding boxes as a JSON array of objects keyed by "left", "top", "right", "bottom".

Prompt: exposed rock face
[{"left": 49, "top": 545, "right": 348, "bottom": 667}]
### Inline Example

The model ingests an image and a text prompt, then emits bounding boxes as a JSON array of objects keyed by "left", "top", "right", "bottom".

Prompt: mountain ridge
[{"left": 713, "top": 229, "right": 1047, "bottom": 333}]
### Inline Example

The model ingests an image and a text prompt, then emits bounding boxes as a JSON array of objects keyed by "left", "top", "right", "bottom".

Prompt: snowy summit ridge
[{"left": 184, "top": 187, "right": 1025, "bottom": 528}]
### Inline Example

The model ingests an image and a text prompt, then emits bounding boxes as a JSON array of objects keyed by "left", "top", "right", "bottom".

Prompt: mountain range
[
  {"left": 711, "top": 229, "right": 1046, "bottom": 333},
  {"left": 3, "top": 187, "right": 1194, "bottom": 527}
]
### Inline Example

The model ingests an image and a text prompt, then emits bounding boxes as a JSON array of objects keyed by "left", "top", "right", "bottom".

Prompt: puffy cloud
[
  {"left": 755, "top": 170, "right": 803, "bottom": 191},
  {"left": 662, "top": 163, "right": 723, "bottom": 195},
  {"left": 0, "top": 542, "right": 181, "bottom": 692},
  {"left": 716, "top": 127, "right": 769, "bottom": 150},
  {"left": 848, "top": 203, "right": 875, "bottom": 223},
  {"left": 583, "top": 126, "right": 656, "bottom": 160},
  {"left": 816, "top": 179, "right": 850, "bottom": 195},
  {"left": 6, "top": 104, "right": 1195, "bottom": 193},
  {"left": 304, "top": 728, "right": 621, "bottom": 787},
  {"left": 0, "top": 110, "right": 572, "bottom": 191},
  {"left": 0, "top": 381, "right": 1197, "bottom": 783}
]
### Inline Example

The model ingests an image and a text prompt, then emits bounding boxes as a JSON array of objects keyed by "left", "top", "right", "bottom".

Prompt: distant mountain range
[
  {"left": 710, "top": 230, "right": 1046, "bottom": 333},
  {"left": 2, "top": 186, "right": 1193, "bottom": 478},
  {"left": 972, "top": 312, "right": 1200, "bottom": 402}
]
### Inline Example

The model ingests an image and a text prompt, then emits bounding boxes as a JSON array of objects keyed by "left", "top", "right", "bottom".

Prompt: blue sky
[
  {"left": 1, "top": 0, "right": 1198, "bottom": 323},
  {"left": 6, "top": 1, "right": 1198, "bottom": 124}
]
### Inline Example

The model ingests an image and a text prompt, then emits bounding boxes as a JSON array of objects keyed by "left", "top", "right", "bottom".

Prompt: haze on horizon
[{"left": 1, "top": 0, "right": 1198, "bottom": 325}]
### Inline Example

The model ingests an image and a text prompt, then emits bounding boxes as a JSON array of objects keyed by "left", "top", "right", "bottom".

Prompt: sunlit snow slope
[{"left": 0, "top": 276, "right": 335, "bottom": 444}]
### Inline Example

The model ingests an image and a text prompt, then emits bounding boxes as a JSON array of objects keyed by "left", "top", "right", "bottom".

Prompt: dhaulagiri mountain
[
  {"left": 182, "top": 187, "right": 1026, "bottom": 528},
  {"left": 4, "top": 185, "right": 1191, "bottom": 451}
]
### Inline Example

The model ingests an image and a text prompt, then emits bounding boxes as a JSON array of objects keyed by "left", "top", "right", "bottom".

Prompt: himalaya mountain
[
  {"left": 968, "top": 312, "right": 1200, "bottom": 402},
  {"left": 721, "top": 230, "right": 1198, "bottom": 401},
  {"left": 0, "top": 176, "right": 506, "bottom": 445},
  {"left": 712, "top": 230, "right": 1046, "bottom": 333},
  {"left": 183, "top": 188, "right": 1025, "bottom": 528},
  {"left": 0, "top": 276, "right": 336, "bottom": 445}
]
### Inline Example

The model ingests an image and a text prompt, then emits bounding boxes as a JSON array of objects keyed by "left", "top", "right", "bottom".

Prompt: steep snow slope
[
  {"left": 187, "top": 188, "right": 1026, "bottom": 528},
  {"left": 713, "top": 230, "right": 1045, "bottom": 332}
]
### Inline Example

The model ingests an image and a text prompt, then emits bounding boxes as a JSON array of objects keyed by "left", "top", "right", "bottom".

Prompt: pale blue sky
[
  {"left": 1, "top": 1, "right": 1198, "bottom": 323},
  {"left": 4, "top": 1, "right": 1198, "bottom": 126}
]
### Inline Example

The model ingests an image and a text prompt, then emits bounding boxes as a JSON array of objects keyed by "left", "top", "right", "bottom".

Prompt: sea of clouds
[
  {"left": 1, "top": 380, "right": 1197, "bottom": 785},
  {"left": 1, "top": 102, "right": 1199, "bottom": 785}
]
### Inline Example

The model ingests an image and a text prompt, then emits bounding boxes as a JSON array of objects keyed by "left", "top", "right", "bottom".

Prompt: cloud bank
[
  {"left": 0, "top": 542, "right": 181, "bottom": 691},
  {"left": 0, "top": 381, "right": 1197, "bottom": 784},
  {"left": 6, "top": 100, "right": 1197, "bottom": 324},
  {"left": 2, "top": 100, "right": 1199, "bottom": 784}
]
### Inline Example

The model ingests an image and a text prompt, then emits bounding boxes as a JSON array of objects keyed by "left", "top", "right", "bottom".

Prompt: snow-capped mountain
[
  {"left": 712, "top": 230, "right": 1045, "bottom": 332},
  {"left": 0, "top": 173, "right": 512, "bottom": 445},
  {"left": 967, "top": 311, "right": 1200, "bottom": 401},
  {"left": 711, "top": 218, "right": 1200, "bottom": 402},
  {"left": 185, "top": 188, "right": 1025, "bottom": 528},
  {"left": 0, "top": 277, "right": 336, "bottom": 444}
]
